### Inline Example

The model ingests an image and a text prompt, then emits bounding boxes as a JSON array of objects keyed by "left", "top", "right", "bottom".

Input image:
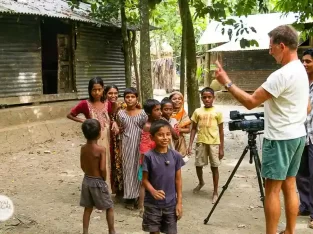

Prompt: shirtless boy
[{"left": 80, "top": 119, "right": 116, "bottom": 234}]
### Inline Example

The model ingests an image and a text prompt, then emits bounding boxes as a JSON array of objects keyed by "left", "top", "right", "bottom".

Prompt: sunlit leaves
[
  {"left": 67, "top": 0, "right": 161, "bottom": 25},
  {"left": 275, "top": 0, "right": 313, "bottom": 36},
  {"left": 234, "top": 0, "right": 258, "bottom": 17},
  {"left": 193, "top": 0, "right": 228, "bottom": 20}
]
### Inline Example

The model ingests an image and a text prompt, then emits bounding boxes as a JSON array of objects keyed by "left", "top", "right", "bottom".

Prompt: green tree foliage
[
  {"left": 150, "top": 1, "right": 206, "bottom": 57},
  {"left": 274, "top": 0, "right": 313, "bottom": 37},
  {"left": 193, "top": 0, "right": 313, "bottom": 47},
  {"left": 68, "top": 0, "right": 120, "bottom": 22}
]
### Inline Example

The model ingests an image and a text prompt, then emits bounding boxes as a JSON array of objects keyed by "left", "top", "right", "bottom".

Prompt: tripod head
[
  {"left": 247, "top": 131, "right": 263, "bottom": 145},
  {"left": 246, "top": 131, "right": 263, "bottom": 164}
]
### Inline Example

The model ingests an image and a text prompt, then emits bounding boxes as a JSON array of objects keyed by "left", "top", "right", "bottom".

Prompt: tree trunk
[
  {"left": 120, "top": 0, "right": 131, "bottom": 87},
  {"left": 131, "top": 31, "right": 141, "bottom": 101},
  {"left": 178, "top": 0, "right": 186, "bottom": 94},
  {"left": 184, "top": 0, "right": 200, "bottom": 115},
  {"left": 128, "top": 30, "right": 133, "bottom": 67},
  {"left": 139, "top": 0, "right": 153, "bottom": 100},
  {"left": 204, "top": 44, "right": 210, "bottom": 87}
]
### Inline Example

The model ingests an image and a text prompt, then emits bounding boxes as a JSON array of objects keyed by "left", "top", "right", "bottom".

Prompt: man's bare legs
[
  {"left": 193, "top": 166, "right": 205, "bottom": 193},
  {"left": 264, "top": 179, "right": 283, "bottom": 234},
  {"left": 211, "top": 166, "right": 219, "bottom": 204},
  {"left": 83, "top": 207, "right": 93, "bottom": 234},
  {"left": 106, "top": 207, "right": 116, "bottom": 234},
  {"left": 282, "top": 177, "right": 298, "bottom": 234}
]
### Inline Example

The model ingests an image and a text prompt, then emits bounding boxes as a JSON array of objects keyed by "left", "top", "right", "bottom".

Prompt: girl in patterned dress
[
  {"left": 67, "top": 77, "right": 118, "bottom": 193},
  {"left": 169, "top": 91, "right": 191, "bottom": 156},
  {"left": 104, "top": 85, "right": 124, "bottom": 197},
  {"left": 117, "top": 88, "right": 147, "bottom": 210}
]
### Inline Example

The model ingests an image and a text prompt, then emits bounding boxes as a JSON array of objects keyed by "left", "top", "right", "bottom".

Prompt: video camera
[{"left": 228, "top": 111, "right": 264, "bottom": 132}]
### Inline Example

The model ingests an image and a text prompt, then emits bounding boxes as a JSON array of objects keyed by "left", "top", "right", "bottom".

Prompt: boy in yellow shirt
[{"left": 187, "top": 87, "right": 224, "bottom": 204}]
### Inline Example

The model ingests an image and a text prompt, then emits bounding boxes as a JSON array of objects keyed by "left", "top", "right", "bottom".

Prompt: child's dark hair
[
  {"left": 82, "top": 119, "right": 101, "bottom": 140},
  {"left": 104, "top": 84, "right": 119, "bottom": 95},
  {"left": 88, "top": 77, "right": 105, "bottom": 102},
  {"left": 161, "top": 97, "right": 173, "bottom": 109},
  {"left": 123, "top": 87, "right": 138, "bottom": 98},
  {"left": 143, "top": 99, "right": 160, "bottom": 115},
  {"left": 201, "top": 87, "right": 215, "bottom": 96},
  {"left": 303, "top": 49, "right": 313, "bottom": 57},
  {"left": 150, "top": 119, "right": 171, "bottom": 136}
]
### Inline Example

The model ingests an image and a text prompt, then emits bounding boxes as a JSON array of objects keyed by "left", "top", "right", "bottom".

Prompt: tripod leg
[
  {"left": 254, "top": 149, "right": 265, "bottom": 186},
  {"left": 251, "top": 148, "right": 265, "bottom": 207},
  {"left": 204, "top": 146, "right": 249, "bottom": 224}
]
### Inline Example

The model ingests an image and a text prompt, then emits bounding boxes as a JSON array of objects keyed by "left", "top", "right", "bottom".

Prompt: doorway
[{"left": 41, "top": 18, "right": 73, "bottom": 94}]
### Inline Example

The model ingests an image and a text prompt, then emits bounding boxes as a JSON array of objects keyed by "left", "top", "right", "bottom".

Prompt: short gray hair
[{"left": 268, "top": 25, "right": 298, "bottom": 50}]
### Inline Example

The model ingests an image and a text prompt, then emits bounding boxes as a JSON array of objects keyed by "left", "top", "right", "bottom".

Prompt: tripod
[{"left": 204, "top": 131, "right": 265, "bottom": 224}]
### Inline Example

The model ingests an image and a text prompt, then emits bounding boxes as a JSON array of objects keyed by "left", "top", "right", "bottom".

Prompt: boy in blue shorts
[
  {"left": 188, "top": 87, "right": 224, "bottom": 204},
  {"left": 142, "top": 119, "right": 185, "bottom": 234}
]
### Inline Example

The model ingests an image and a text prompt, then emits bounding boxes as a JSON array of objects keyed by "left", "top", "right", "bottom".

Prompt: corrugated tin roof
[
  {"left": 0, "top": 0, "right": 119, "bottom": 27},
  {"left": 198, "top": 20, "right": 230, "bottom": 45},
  {"left": 199, "top": 12, "right": 312, "bottom": 52},
  {"left": 209, "top": 36, "right": 270, "bottom": 52}
]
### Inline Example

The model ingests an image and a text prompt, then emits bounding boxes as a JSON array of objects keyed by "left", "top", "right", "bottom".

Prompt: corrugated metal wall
[
  {"left": 75, "top": 23, "right": 126, "bottom": 98},
  {"left": 0, "top": 15, "right": 42, "bottom": 98},
  {"left": 221, "top": 50, "right": 278, "bottom": 91}
]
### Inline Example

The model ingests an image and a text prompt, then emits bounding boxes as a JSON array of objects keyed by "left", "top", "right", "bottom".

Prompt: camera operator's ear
[{"left": 279, "top": 42, "right": 286, "bottom": 50}]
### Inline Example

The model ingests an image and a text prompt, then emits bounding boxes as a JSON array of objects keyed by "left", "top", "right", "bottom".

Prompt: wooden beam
[{"left": 0, "top": 93, "right": 78, "bottom": 106}]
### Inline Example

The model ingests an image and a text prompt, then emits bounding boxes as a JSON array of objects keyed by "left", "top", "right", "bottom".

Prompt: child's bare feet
[
  {"left": 193, "top": 183, "right": 205, "bottom": 193},
  {"left": 212, "top": 193, "right": 218, "bottom": 204}
]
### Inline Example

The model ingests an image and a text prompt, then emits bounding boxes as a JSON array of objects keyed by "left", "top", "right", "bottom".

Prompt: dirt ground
[{"left": 0, "top": 105, "right": 311, "bottom": 234}]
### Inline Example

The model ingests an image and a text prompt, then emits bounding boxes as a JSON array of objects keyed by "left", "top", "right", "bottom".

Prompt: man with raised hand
[{"left": 214, "top": 25, "right": 309, "bottom": 234}]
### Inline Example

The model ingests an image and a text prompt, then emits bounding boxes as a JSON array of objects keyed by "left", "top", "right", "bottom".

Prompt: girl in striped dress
[{"left": 117, "top": 88, "right": 147, "bottom": 209}]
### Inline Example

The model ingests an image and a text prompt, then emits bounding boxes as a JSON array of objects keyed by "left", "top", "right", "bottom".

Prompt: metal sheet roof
[
  {"left": 209, "top": 36, "right": 270, "bottom": 52},
  {"left": 198, "top": 20, "right": 230, "bottom": 45},
  {"left": 199, "top": 12, "right": 312, "bottom": 52},
  {"left": 0, "top": 0, "right": 118, "bottom": 27}
]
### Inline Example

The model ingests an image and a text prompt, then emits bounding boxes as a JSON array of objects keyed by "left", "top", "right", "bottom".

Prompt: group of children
[{"left": 76, "top": 81, "right": 224, "bottom": 234}]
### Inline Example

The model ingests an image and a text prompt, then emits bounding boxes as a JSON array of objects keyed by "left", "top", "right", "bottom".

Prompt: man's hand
[
  {"left": 152, "top": 190, "right": 166, "bottom": 200},
  {"left": 219, "top": 147, "right": 224, "bottom": 160},
  {"left": 215, "top": 60, "right": 231, "bottom": 85},
  {"left": 176, "top": 203, "right": 183, "bottom": 220}
]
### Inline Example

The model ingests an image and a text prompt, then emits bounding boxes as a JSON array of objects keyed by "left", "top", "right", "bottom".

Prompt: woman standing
[
  {"left": 104, "top": 85, "right": 124, "bottom": 196},
  {"left": 67, "top": 77, "right": 117, "bottom": 191},
  {"left": 169, "top": 91, "right": 191, "bottom": 156},
  {"left": 117, "top": 88, "right": 147, "bottom": 210}
]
